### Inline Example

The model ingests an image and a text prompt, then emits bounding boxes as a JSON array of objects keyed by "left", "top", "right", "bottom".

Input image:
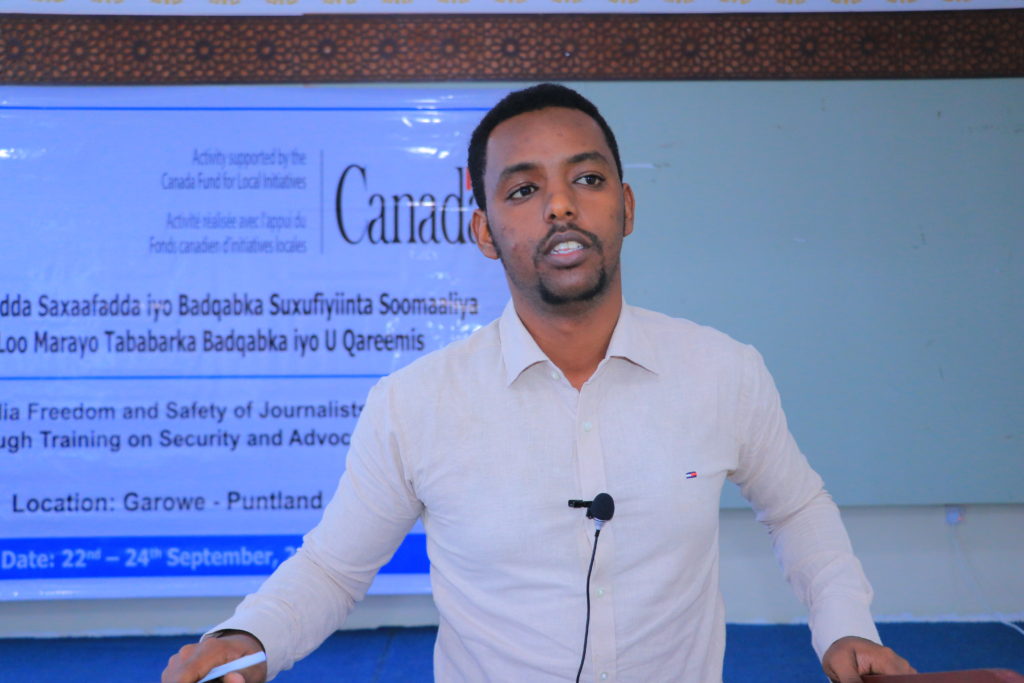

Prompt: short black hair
[{"left": 468, "top": 83, "right": 623, "bottom": 212}]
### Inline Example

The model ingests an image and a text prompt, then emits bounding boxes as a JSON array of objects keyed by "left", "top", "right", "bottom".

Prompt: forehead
[{"left": 484, "top": 107, "right": 611, "bottom": 175}]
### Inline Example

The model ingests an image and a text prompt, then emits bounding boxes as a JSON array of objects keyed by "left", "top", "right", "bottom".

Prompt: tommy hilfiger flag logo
[{"left": 685, "top": 471, "right": 698, "bottom": 479}]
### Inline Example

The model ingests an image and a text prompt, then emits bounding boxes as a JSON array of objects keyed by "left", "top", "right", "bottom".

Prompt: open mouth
[
  {"left": 549, "top": 240, "right": 584, "bottom": 256},
  {"left": 537, "top": 225, "right": 599, "bottom": 268}
]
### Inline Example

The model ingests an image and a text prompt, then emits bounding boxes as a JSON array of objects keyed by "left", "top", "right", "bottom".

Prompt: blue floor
[{"left": 1, "top": 622, "right": 1021, "bottom": 682}]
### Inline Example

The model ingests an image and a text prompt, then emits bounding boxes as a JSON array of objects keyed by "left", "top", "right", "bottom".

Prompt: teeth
[{"left": 550, "top": 241, "right": 583, "bottom": 255}]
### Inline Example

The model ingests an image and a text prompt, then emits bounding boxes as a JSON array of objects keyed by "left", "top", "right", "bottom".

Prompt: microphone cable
[
  {"left": 570, "top": 492, "right": 614, "bottom": 683},
  {"left": 575, "top": 524, "right": 603, "bottom": 683}
]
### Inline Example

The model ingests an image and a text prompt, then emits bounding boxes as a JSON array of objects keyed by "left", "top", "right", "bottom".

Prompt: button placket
[
  {"left": 575, "top": 382, "right": 616, "bottom": 683},
  {"left": 575, "top": 387, "right": 602, "bottom": 504}
]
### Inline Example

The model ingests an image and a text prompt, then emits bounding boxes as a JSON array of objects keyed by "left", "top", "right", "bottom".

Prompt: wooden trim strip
[{"left": 2, "top": 11, "right": 1022, "bottom": 84}]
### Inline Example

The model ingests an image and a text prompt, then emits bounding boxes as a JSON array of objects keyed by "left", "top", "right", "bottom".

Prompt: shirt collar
[
  {"left": 604, "top": 302, "right": 660, "bottom": 376},
  {"left": 499, "top": 300, "right": 549, "bottom": 386},
  {"left": 499, "top": 299, "right": 660, "bottom": 387}
]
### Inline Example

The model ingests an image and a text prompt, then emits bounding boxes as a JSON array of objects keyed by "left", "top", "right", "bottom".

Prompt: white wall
[{"left": 3, "top": 504, "right": 1021, "bottom": 638}]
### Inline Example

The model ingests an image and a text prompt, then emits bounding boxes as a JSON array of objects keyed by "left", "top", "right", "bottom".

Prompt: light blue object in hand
[{"left": 196, "top": 651, "right": 267, "bottom": 683}]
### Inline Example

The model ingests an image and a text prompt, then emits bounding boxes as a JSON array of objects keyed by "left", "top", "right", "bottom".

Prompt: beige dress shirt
[{"left": 212, "top": 301, "right": 880, "bottom": 682}]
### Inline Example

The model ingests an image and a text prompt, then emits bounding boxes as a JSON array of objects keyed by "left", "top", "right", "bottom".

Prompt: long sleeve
[
  {"left": 208, "top": 378, "right": 423, "bottom": 680},
  {"left": 202, "top": 304, "right": 881, "bottom": 681},
  {"left": 729, "top": 345, "right": 881, "bottom": 660}
]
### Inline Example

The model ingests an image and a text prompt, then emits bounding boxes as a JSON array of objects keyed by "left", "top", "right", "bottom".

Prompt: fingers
[
  {"left": 162, "top": 643, "right": 197, "bottom": 683},
  {"left": 161, "top": 633, "right": 266, "bottom": 683},
  {"left": 822, "top": 636, "right": 917, "bottom": 683},
  {"left": 854, "top": 643, "right": 916, "bottom": 676},
  {"left": 823, "top": 649, "right": 862, "bottom": 683},
  {"left": 832, "top": 673, "right": 863, "bottom": 683},
  {"left": 163, "top": 643, "right": 213, "bottom": 683},
  {"left": 868, "top": 646, "right": 916, "bottom": 675}
]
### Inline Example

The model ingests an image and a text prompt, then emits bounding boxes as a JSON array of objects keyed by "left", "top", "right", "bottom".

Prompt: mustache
[{"left": 535, "top": 223, "right": 603, "bottom": 259}]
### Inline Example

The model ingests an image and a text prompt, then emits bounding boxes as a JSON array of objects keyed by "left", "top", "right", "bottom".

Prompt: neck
[{"left": 512, "top": 285, "right": 623, "bottom": 390}]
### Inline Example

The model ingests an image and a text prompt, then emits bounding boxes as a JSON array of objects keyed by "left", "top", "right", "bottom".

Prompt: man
[{"left": 163, "top": 84, "right": 915, "bottom": 683}]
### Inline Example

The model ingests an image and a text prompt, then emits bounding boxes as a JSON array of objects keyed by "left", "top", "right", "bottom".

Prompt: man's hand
[
  {"left": 162, "top": 631, "right": 268, "bottom": 683},
  {"left": 822, "top": 636, "right": 916, "bottom": 683}
]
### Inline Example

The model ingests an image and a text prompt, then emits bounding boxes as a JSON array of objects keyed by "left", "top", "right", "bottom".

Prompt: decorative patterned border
[{"left": 1, "top": 11, "right": 1022, "bottom": 84}]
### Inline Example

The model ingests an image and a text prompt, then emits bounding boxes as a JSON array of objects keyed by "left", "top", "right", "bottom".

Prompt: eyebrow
[
  {"left": 496, "top": 150, "right": 612, "bottom": 185},
  {"left": 566, "top": 151, "right": 610, "bottom": 167}
]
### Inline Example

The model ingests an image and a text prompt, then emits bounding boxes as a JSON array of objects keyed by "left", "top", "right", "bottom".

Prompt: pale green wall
[{"left": 575, "top": 79, "right": 1023, "bottom": 507}]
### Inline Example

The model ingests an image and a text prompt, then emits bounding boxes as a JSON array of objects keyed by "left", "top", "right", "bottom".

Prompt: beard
[
  {"left": 489, "top": 221, "right": 613, "bottom": 307},
  {"left": 538, "top": 265, "right": 608, "bottom": 305},
  {"left": 534, "top": 222, "right": 610, "bottom": 306}
]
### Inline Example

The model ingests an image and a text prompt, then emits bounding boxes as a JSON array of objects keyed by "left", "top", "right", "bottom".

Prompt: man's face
[{"left": 471, "top": 106, "right": 634, "bottom": 312}]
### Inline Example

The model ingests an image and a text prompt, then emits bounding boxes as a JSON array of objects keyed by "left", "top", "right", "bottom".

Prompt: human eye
[
  {"left": 507, "top": 183, "right": 537, "bottom": 200},
  {"left": 574, "top": 173, "right": 604, "bottom": 187}
]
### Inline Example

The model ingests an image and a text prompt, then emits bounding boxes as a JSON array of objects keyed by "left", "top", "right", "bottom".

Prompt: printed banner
[
  {"left": 1, "top": 0, "right": 1020, "bottom": 14},
  {"left": 0, "top": 86, "right": 507, "bottom": 599}
]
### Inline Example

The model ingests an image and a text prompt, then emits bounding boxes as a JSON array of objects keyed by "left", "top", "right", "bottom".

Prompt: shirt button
[
  {"left": 600, "top": 673, "right": 609, "bottom": 680},
  {"left": 596, "top": 587, "right": 605, "bottom": 597},
  {"left": 551, "top": 371, "right": 559, "bottom": 380},
  {"left": 583, "top": 421, "right": 593, "bottom": 432}
]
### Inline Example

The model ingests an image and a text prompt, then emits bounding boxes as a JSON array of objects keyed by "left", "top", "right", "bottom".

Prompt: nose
[{"left": 545, "top": 182, "right": 576, "bottom": 223}]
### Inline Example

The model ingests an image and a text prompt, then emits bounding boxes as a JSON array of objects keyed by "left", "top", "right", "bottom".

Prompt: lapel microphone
[
  {"left": 568, "top": 493, "right": 616, "bottom": 532},
  {"left": 568, "top": 493, "right": 615, "bottom": 683},
  {"left": 586, "top": 493, "right": 615, "bottom": 531}
]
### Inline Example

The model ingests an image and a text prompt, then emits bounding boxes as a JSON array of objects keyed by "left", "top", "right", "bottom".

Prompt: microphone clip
[{"left": 569, "top": 495, "right": 615, "bottom": 528}]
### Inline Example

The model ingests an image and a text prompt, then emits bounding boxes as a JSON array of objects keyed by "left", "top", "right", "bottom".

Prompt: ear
[
  {"left": 622, "top": 182, "right": 636, "bottom": 237},
  {"left": 471, "top": 209, "right": 500, "bottom": 260}
]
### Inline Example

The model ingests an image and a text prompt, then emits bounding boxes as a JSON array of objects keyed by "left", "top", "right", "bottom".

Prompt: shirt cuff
[
  {"left": 809, "top": 597, "right": 881, "bottom": 661},
  {"left": 204, "top": 608, "right": 288, "bottom": 682}
]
